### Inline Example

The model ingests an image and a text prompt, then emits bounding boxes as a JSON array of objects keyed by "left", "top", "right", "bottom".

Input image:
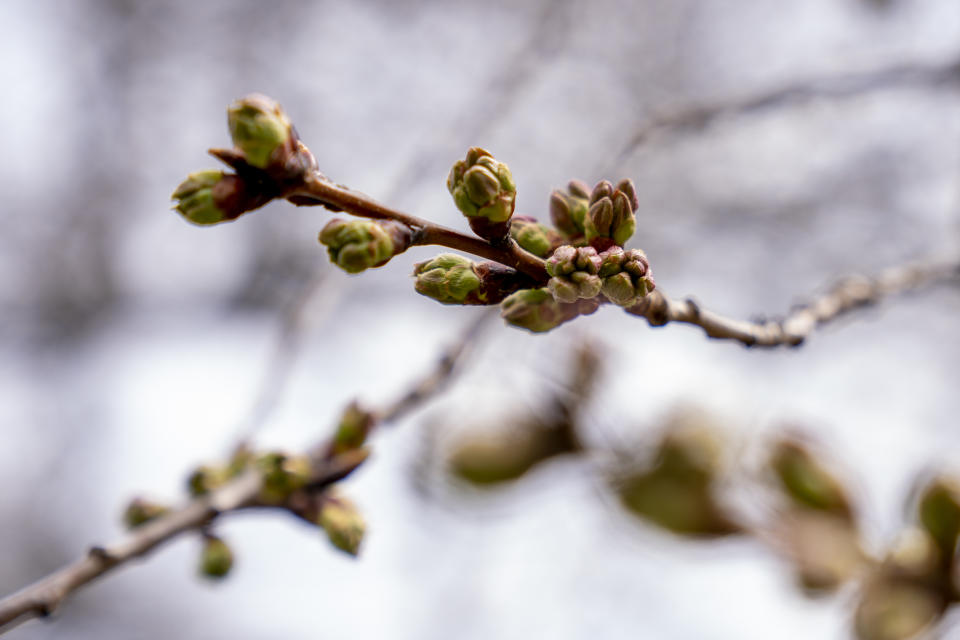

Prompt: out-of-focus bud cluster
[
  {"left": 598, "top": 247, "right": 655, "bottom": 307},
  {"left": 510, "top": 215, "right": 562, "bottom": 258},
  {"left": 317, "top": 492, "right": 366, "bottom": 556},
  {"left": 319, "top": 218, "right": 412, "bottom": 274},
  {"left": 414, "top": 254, "right": 529, "bottom": 305},
  {"left": 123, "top": 497, "right": 170, "bottom": 529},
  {"left": 614, "top": 414, "right": 740, "bottom": 537},
  {"left": 448, "top": 147, "right": 517, "bottom": 241},
  {"left": 330, "top": 402, "right": 377, "bottom": 456},
  {"left": 545, "top": 245, "right": 602, "bottom": 303},
  {"left": 199, "top": 535, "right": 234, "bottom": 580}
]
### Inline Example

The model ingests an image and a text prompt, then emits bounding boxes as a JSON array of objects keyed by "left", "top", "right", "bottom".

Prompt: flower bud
[
  {"left": 318, "top": 218, "right": 410, "bottom": 274},
  {"left": 549, "top": 180, "right": 591, "bottom": 238},
  {"left": 318, "top": 493, "right": 366, "bottom": 556},
  {"left": 917, "top": 476, "right": 960, "bottom": 559},
  {"left": 199, "top": 535, "right": 234, "bottom": 580},
  {"left": 448, "top": 147, "right": 516, "bottom": 241},
  {"left": 257, "top": 452, "right": 312, "bottom": 504},
  {"left": 510, "top": 216, "right": 561, "bottom": 258},
  {"left": 583, "top": 179, "right": 638, "bottom": 248},
  {"left": 172, "top": 170, "right": 253, "bottom": 226},
  {"left": 414, "top": 254, "right": 528, "bottom": 305},
  {"left": 598, "top": 247, "right": 655, "bottom": 307},
  {"left": 770, "top": 440, "right": 852, "bottom": 519},
  {"left": 545, "top": 245, "right": 603, "bottom": 303},
  {"left": 331, "top": 402, "right": 376, "bottom": 455},
  {"left": 499, "top": 288, "right": 599, "bottom": 333},
  {"left": 123, "top": 497, "right": 170, "bottom": 529},
  {"left": 227, "top": 94, "right": 294, "bottom": 169}
]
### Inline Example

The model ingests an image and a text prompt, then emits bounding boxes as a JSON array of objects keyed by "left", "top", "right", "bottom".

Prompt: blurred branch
[
  {"left": 0, "top": 315, "right": 490, "bottom": 634},
  {"left": 625, "top": 256, "right": 960, "bottom": 347},
  {"left": 610, "top": 55, "right": 960, "bottom": 170}
]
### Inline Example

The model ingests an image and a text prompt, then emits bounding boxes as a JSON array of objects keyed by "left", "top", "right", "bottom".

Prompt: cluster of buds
[
  {"left": 598, "top": 247, "right": 655, "bottom": 307},
  {"left": 509, "top": 216, "right": 562, "bottom": 258},
  {"left": 549, "top": 179, "right": 638, "bottom": 250},
  {"left": 413, "top": 254, "right": 530, "bottom": 305},
  {"left": 319, "top": 218, "right": 412, "bottom": 274},
  {"left": 447, "top": 147, "right": 517, "bottom": 242},
  {"left": 545, "top": 245, "right": 602, "bottom": 303}
]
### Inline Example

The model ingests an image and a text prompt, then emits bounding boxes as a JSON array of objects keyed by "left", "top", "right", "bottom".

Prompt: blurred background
[{"left": 2, "top": 0, "right": 960, "bottom": 638}]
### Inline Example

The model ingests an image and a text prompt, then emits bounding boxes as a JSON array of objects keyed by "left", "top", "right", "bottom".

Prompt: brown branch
[
  {"left": 0, "top": 317, "right": 489, "bottom": 634},
  {"left": 609, "top": 55, "right": 960, "bottom": 172},
  {"left": 626, "top": 257, "right": 960, "bottom": 347},
  {"left": 288, "top": 173, "right": 549, "bottom": 283}
]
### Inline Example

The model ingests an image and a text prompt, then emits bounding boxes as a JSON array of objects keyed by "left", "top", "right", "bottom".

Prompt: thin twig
[
  {"left": 625, "top": 257, "right": 960, "bottom": 347},
  {"left": 0, "top": 317, "right": 491, "bottom": 634},
  {"left": 607, "top": 55, "right": 960, "bottom": 173}
]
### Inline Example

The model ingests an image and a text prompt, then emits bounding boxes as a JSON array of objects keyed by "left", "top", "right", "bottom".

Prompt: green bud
[
  {"left": 500, "top": 287, "right": 599, "bottom": 332},
  {"left": 172, "top": 170, "right": 251, "bottom": 226},
  {"left": 917, "top": 476, "right": 960, "bottom": 559},
  {"left": 227, "top": 94, "right": 294, "bottom": 169},
  {"left": 199, "top": 535, "right": 234, "bottom": 580},
  {"left": 549, "top": 180, "right": 591, "bottom": 238},
  {"left": 331, "top": 402, "right": 376, "bottom": 455},
  {"left": 319, "top": 218, "right": 408, "bottom": 273},
  {"left": 123, "top": 497, "right": 170, "bottom": 529},
  {"left": 257, "top": 452, "right": 312, "bottom": 504},
  {"left": 447, "top": 147, "right": 516, "bottom": 224},
  {"left": 510, "top": 216, "right": 560, "bottom": 258},
  {"left": 187, "top": 465, "right": 227, "bottom": 497},
  {"left": 598, "top": 247, "right": 654, "bottom": 307},
  {"left": 318, "top": 493, "right": 366, "bottom": 557},
  {"left": 583, "top": 179, "right": 639, "bottom": 248},
  {"left": 413, "top": 253, "right": 481, "bottom": 304},
  {"left": 770, "top": 441, "right": 851, "bottom": 518},
  {"left": 545, "top": 245, "right": 600, "bottom": 278}
]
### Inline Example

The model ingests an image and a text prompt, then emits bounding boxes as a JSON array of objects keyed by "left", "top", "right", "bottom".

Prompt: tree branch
[
  {"left": 625, "top": 257, "right": 960, "bottom": 347},
  {"left": 0, "top": 316, "right": 489, "bottom": 634}
]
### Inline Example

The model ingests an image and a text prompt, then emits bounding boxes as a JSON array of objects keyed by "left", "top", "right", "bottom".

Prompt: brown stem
[{"left": 288, "top": 173, "right": 549, "bottom": 283}]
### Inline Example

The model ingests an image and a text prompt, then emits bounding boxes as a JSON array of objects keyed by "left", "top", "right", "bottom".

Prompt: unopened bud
[
  {"left": 414, "top": 254, "right": 526, "bottom": 305},
  {"left": 318, "top": 493, "right": 366, "bottom": 556},
  {"left": 319, "top": 218, "right": 410, "bottom": 274},
  {"left": 172, "top": 170, "right": 252, "bottom": 226},
  {"left": 917, "top": 476, "right": 960, "bottom": 558},
  {"left": 257, "top": 452, "right": 312, "bottom": 504},
  {"left": 226, "top": 94, "right": 294, "bottom": 169},
  {"left": 598, "top": 248, "right": 655, "bottom": 306},
  {"left": 510, "top": 216, "right": 561, "bottom": 258},
  {"left": 770, "top": 440, "right": 851, "bottom": 518},
  {"left": 500, "top": 287, "right": 599, "bottom": 333},
  {"left": 448, "top": 147, "right": 516, "bottom": 241},
  {"left": 583, "top": 179, "right": 638, "bottom": 248},
  {"left": 549, "top": 180, "right": 591, "bottom": 238},
  {"left": 199, "top": 535, "right": 234, "bottom": 579},
  {"left": 331, "top": 402, "right": 376, "bottom": 455},
  {"left": 123, "top": 497, "right": 170, "bottom": 529},
  {"left": 187, "top": 465, "right": 227, "bottom": 497}
]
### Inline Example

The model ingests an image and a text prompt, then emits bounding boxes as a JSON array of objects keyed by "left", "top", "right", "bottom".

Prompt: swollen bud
[
  {"left": 545, "top": 245, "right": 603, "bottom": 303},
  {"left": 916, "top": 476, "right": 960, "bottom": 559},
  {"left": 549, "top": 180, "right": 591, "bottom": 239},
  {"left": 331, "top": 402, "right": 376, "bottom": 456},
  {"left": 583, "top": 179, "right": 638, "bottom": 249},
  {"left": 447, "top": 147, "right": 517, "bottom": 241},
  {"left": 318, "top": 493, "right": 366, "bottom": 557},
  {"left": 123, "top": 497, "right": 170, "bottom": 529},
  {"left": 770, "top": 440, "right": 852, "bottom": 519},
  {"left": 226, "top": 94, "right": 294, "bottom": 169},
  {"left": 256, "top": 452, "right": 312, "bottom": 504},
  {"left": 500, "top": 288, "right": 599, "bottom": 333},
  {"left": 319, "top": 218, "right": 411, "bottom": 274},
  {"left": 199, "top": 535, "right": 234, "bottom": 580},
  {"left": 187, "top": 465, "right": 228, "bottom": 497},
  {"left": 510, "top": 216, "right": 561, "bottom": 258},
  {"left": 598, "top": 248, "right": 655, "bottom": 307},
  {"left": 172, "top": 170, "right": 252, "bottom": 226},
  {"left": 414, "top": 254, "right": 527, "bottom": 305}
]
